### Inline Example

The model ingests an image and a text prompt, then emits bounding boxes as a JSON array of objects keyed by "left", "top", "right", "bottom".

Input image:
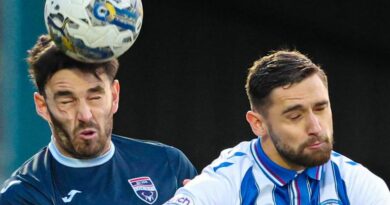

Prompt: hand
[{"left": 182, "top": 179, "right": 191, "bottom": 186}]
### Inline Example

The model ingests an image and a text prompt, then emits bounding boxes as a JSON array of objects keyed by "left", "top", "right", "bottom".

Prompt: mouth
[
  {"left": 78, "top": 128, "right": 97, "bottom": 140},
  {"left": 307, "top": 141, "right": 326, "bottom": 149}
]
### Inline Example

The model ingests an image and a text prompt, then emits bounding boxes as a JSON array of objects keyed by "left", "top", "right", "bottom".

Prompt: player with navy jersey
[
  {"left": 0, "top": 35, "right": 197, "bottom": 204},
  {"left": 165, "top": 50, "right": 390, "bottom": 204}
]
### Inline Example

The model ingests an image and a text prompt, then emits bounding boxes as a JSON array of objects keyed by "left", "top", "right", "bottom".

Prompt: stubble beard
[
  {"left": 268, "top": 125, "right": 333, "bottom": 168},
  {"left": 48, "top": 109, "right": 114, "bottom": 159}
]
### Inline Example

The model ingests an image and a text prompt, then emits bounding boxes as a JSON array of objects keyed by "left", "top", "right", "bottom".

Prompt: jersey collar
[
  {"left": 48, "top": 137, "right": 115, "bottom": 168},
  {"left": 251, "top": 138, "right": 323, "bottom": 186}
]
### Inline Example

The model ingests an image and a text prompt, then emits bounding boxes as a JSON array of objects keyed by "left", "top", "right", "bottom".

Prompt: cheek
[
  {"left": 326, "top": 114, "right": 333, "bottom": 131},
  {"left": 92, "top": 98, "right": 112, "bottom": 112},
  {"left": 91, "top": 107, "right": 112, "bottom": 122},
  {"left": 275, "top": 124, "right": 307, "bottom": 145},
  {"left": 56, "top": 109, "right": 74, "bottom": 122},
  {"left": 51, "top": 108, "right": 76, "bottom": 127},
  {"left": 319, "top": 113, "right": 333, "bottom": 134}
]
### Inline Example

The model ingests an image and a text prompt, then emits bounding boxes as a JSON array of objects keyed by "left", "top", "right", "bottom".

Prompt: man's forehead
[
  {"left": 45, "top": 69, "right": 109, "bottom": 94},
  {"left": 53, "top": 68, "right": 108, "bottom": 82},
  {"left": 269, "top": 76, "right": 329, "bottom": 109}
]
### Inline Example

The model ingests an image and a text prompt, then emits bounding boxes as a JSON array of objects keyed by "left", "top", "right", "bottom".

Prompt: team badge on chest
[{"left": 129, "top": 176, "right": 158, "bottom": 204}]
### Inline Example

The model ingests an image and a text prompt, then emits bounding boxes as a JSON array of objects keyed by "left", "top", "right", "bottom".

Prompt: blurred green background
[{"left": 0, "top": 1, "right": 50, "bottom": 182}]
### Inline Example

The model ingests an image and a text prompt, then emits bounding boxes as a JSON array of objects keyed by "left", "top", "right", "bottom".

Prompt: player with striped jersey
[{"left": 165, "top": 50, "right": 390, "bottom": 204}]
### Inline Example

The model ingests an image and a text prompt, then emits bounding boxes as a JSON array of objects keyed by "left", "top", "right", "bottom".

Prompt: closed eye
[
  {"left": 90, "top": 96, "right": 101, "bottom": 100},
  {"left": 314, "top": 102, "right": 329, "bottom": 112},
  {"left": 288, "top": 113, "right": 302, "bottom": 120},
  {"left": 314, "top": 106, "right": 326, "bottom": 111},
  {"left": 60, "top": 99, "right": 74, "bottom": 104}
]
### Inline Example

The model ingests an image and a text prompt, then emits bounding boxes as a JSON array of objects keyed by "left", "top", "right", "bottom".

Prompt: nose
[
  {"left": 306, "top": 112, "right": 322, "bottom": 136},
  {"left": 77, "top": 101, "right": 93, "bottom": 122}
]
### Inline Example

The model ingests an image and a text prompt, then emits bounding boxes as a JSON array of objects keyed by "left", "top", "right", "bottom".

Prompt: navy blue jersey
[{"left": 0, "top": 135, "right": 197, "bottom": 205}]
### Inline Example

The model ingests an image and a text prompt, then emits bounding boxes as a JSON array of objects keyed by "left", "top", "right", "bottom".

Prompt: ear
[
  {"left": 246, "top": 110, "right": 267, "bottom": 137},
  {"left": 34, "top": 92, "right": 50, "bottom": 121},
  {"left": 111, "top": 80, "right": 120, "bottom": 114}
]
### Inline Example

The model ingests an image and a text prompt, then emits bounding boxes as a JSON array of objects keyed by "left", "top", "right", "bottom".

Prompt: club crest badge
[{"left": 129, "top": 176, "right": 158, "bottom": 204}]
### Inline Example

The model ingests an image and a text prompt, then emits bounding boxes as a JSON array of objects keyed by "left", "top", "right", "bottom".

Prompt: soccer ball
[{"left": 44, "top": 0, "right": 143, "bottom": 62}]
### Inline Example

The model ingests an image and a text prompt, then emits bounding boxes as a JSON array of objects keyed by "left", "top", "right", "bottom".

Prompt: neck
[
  {"left": 48, "top": 138, "right": 115, "bottom": 168},
  {"left": 261, "top": 138, "right": 305, "bottom": 171},
  {"left": 52, "top": 135, "right": 111, "bottom": 159}
]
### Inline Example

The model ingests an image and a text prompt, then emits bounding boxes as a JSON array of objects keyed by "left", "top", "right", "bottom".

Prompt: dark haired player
[
  {"left": 165, "top": 50, "right": 390, "bottom": 204},
  {"left": 0, "top": 35, "right": 197, "bottom": 204}
]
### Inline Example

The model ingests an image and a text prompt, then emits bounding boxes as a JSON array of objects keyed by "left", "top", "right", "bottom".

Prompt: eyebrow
[
  {"left": 282, "top": 104, "right": 304, "bottom": 115},
  {"left": 314, "top": 100, "right": 329, "bottom": 108},
  {"left": 53, "top": 85, "right": 105, "bottom": 100},
  {"left": 281, "top": 100, "right": 329, "bottom": 115},
  {"left": 53, "top": 90, "right": 74, "bottom": 100},
  {"left": 88, "top": 85, "right": 105, "bottom": 94}
]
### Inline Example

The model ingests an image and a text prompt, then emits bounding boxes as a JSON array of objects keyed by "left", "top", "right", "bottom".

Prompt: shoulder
[
  {"left": 0, "top": 148, "right": 53, "bottom": 204},
  {"left": 329, "top": 151, "right": 385, "bottom": 183},
  {"left": 329, "top": 151, "right": 390, "bottom": 203},
  {"left": 8, "top": 147, "right": 51, "bottom": 183},
  {"left": 0, "top": 178, "right": 48, "bottom": 204},
  {"left": 1, "top": 178, "right": 27, "bottom": 203},
  {"left": 112, "top": 134, "right": 197, "bottom": 185},
  {"left": 168, "top": 140, "right": 255, "bottom": 205},
  {"left": 112, "top": 134, "right": 171, "bottom": 155},
  {"left": 112, "top": 134, "right": 196, "bottom": 169},
  {"left": 112, "top": 134, "right": 185, "bottom": 157},
  {"left": 206, "top": 140, "right": 254, "bottom": 175}
]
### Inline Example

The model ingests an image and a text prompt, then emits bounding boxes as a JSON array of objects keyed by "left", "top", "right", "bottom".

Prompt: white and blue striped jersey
[{"left": 165, "top": 138, "right": 390, "bottom": 205}]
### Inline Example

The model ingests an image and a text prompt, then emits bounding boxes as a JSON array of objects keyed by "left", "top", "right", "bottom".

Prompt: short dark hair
[
  {"left": 245, "top": 50, "right": 327, "bottom": 115},
  {"left": 27, "top": 35, "right": 119, "bottom": 95}
]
